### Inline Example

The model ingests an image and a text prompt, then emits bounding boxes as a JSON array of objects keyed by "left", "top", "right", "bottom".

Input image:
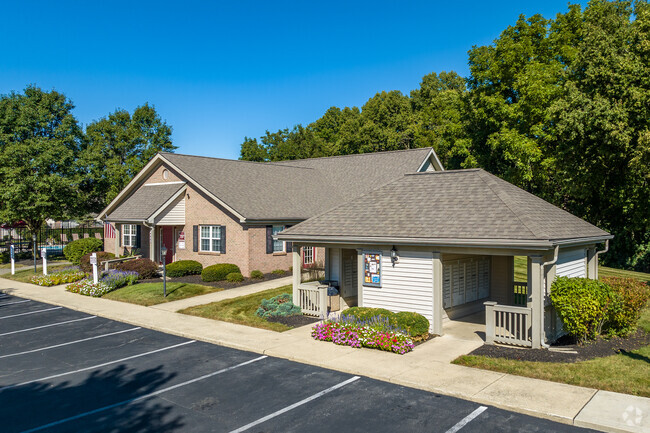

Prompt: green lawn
[
  {"left": 179, "top": 285, "right": 293, "bottom": 332},
  {"left": 102, "top": 282, "right": 222, "bottom": 306},
  {"left": 0, "top": 265, "right": 70, "bottom": 283},
  {"left": 457, "top": 262, "right": 650, "bottom": 397}
]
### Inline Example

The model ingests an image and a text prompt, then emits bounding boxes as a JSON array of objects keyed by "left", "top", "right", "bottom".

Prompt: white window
[
  {"left": 303, "top": 246, "right": 314, "bottom": 265},
  {"left": 122, "top": 224, "right": 137, "bottom": 247},
  {"left": 200, "top": 225, "right": 222, "bottom": 252},
  {"left": 272, "top": 225, "right": 285, "bottom": 253}
]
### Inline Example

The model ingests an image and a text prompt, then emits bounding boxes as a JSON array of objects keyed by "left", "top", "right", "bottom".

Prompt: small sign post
[
  {"left": 10, "top": 244, "right": 15, "bottom": 275},
  {"left": 90, "top": 253, "right": 98, "bottom": 284},
  {"left": 41, "top": 248, "right": 48, "bottom": 275}
]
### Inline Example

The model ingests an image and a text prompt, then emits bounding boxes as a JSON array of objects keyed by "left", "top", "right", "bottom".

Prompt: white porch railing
[
  {"left": 484, "top": 301, "right": 532, "bottom": 347},
  {"left": 297, "top": 283, "right": 327, "bottom": 317}
]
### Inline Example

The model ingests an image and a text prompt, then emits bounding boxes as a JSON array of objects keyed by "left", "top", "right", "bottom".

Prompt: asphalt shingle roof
[
  {"left": 159, "top": 148, "right": 433, "bottom": 220},
  {"left": 280, "top": 169, "right": 610, "bottom": 242},
  {"left": 107, "top": 183, "right": 185, "bottom": 221}
]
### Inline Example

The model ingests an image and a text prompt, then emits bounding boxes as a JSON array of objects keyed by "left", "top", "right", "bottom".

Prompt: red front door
[{"left": 162, "top": 226, "right": 174, "bottom": 264}]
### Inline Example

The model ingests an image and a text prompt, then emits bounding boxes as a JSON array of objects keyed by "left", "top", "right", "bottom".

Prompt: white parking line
[
  {"left": 0, "top": 306, "right": 62, "bottom": 319},
  {"left": 445, "top": 406, "right": 488, "bottom": 433},
  {"left": 0, "top": 339, "right": 196, "bottom": 392},
  {"left": 20, "top": 355, "right": 268, "bottom": 432},
  {"left": 0, "top": 299, "right": 30, "bottom": 306},
  {"left": 229, "top": 375, "right": 361, "bottom": 433},
  {"left": 0, "top": 327, "right": 141, "bottom": 359},
  {"left": 0, "top": 316, "right": 96, "bottom": 336}
]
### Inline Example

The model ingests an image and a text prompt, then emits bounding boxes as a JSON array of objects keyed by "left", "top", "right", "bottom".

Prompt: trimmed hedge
[
  {"left": 80, "top": 251, "right": 115, "bottom": 273},
  {"left": 550, "top": 276, "right": 649, "bottom": 342},
  {"left": 116, "top": 258, "right": 159, "bottom": 279},
  {"left": 271, "top": 269, "right": 286, "bottom": 275},
  {"left": 63, "top": 238, "right": 103, "bottom": 265},
  {"left": 201, "top": 263, "right": 241, "bottom": 282},
  {"left": 166, "top": 260, "right": 203, "bottom": 277},
  {"left": 226, "top": 272, "right": 244, "bottom": 283},
  {"left": 341, "top": 307, "right": 430, "bottom": 340},
  {"left": 250, "top": 270, "right": 264, "bottom": 279}
]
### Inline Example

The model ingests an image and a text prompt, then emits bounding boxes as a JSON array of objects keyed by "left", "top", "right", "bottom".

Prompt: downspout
[
  {"left": 595, "top": 239, "right": 609, "bottom": 259},
  {"left": 539, "top": 245, "right": 559, "bottom": 349}
]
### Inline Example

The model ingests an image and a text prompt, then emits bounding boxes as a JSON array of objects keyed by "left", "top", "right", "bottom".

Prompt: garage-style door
[{"left": 443, "top": 257, "right": 490, "bottom": 308}]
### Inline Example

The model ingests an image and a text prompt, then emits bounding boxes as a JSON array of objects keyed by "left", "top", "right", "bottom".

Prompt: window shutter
[
  {"left": 118, "top": 224, "right": 122, "bottom": 247},
  {"left": 135, "top": 225, "right": 141, "bottom": 248},
  {"left": 220, "top": 225, "right": 226, "bottom": 254},
  {"left": 266, "top": 225, "right": 273, "bottom": 254},
  {"left": 193, "top": 225, "right": 199, "bottom": 252},
  {"left": 285, "top": 225, "right": 292, "bottom": 253}
]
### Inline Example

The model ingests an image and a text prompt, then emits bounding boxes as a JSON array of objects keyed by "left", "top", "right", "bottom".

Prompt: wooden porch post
[
  {"left": 586, "top": 246, "right": 598, "bottom": 280},
  {"left": 432, "top": 252, "right": 443, "bottom": 336},
  {"left": 529, "top": 255, "right": 544, "bottom": 349},
  {"left": 292, "top": 244, "right": 301, "bottom": 306}
]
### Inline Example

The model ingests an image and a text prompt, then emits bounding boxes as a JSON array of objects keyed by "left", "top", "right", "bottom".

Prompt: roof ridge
[
  {"left": 476, "top": 170, "right": 541, "bottom": 239},
  {"left": 274, "top": 147, "right": 433, "bottom": 163},
  {"left": 160, "top": 152, "right": 316, "bottom": 171},
  {"left": 405, "top": 168, "right": 481, "bottom": 176}
]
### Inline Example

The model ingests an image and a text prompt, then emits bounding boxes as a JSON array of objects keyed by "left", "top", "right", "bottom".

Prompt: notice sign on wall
[
  {"left": 178, "top": 231, "right": 186, "bottom": 249},
  {"left": 364, "top": 252, "right": 382, "bottom": 287}
]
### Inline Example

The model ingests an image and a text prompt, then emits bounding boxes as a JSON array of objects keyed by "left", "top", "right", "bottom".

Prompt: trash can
[{"left": 327, "top": 286, "right": 340, "bottom": 312}]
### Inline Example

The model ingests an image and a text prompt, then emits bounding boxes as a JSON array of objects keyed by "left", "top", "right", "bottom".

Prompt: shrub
[
  {"left": 116, "top": 258, "right": 159, "bottom": 279},
  {"left": 67, "top": 279, "right": 112, "bottom": 297},
  {"left": 100, "top": 270, "right": 139, "bottom": 290},
  {"left": 80, "top": 251, "right": 115, "bottom": 273},
  {"left": 271, "top": 269, "right": 286, "bottom": 275},
  {"left": 550, "top": 277, "right": 614, "bottom": 342},
  {"left": 201, "top": 263, "right": 241, "bottom": 282},
  {"left": 30, "top": 267, "right": 86, "bottom": 286},
  {"left": 602, "top": 277, "right": 649, "bottom": 337},
  {"left": 166, "top": 260, "right": 203, "bottom": 277},
  {"left": 226, "top": 272, "right": 244, "bottom": 283},
  {"left": 63, "top": 238, "right": 103, "bottom": 265},
  {"left": 256, "top": 293, "right": 301, "bottom": 318},
  {"left": 340, "top": 307, "right": 430, "bottom": 340},
  {"left": 250, "top": 270, "right": 264, "bottom": 279}
]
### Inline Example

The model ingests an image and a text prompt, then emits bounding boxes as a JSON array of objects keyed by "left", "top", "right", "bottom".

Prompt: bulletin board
[{"left": 363, "top": 251, "right": 382, "bottom": 287}]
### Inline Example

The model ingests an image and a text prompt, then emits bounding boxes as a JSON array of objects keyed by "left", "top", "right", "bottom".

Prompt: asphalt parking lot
[{"left": 0, "top": 293, "right": 596, "bottom": 433}]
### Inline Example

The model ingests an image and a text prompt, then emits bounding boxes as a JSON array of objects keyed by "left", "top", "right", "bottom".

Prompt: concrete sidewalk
[
  {"left": 1, "top": 277, "right": 648, "bottom": 433},
  {"left": 150, "top": 276, "right": 292, "bottom": 312}
]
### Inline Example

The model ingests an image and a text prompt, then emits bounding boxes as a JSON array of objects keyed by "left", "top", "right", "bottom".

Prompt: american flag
[{"left": 104, "top": 222, "right": 116, "bottom": 239}]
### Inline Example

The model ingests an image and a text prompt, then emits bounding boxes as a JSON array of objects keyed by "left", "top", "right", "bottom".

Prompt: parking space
[{"left": 0, "top": 294, "right": 595, "bottom": 433}]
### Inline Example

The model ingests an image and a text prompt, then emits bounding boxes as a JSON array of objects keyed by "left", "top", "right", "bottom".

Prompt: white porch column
[
  {"left": 292, "top": 244, "right": 301, "bottom": 306},
  {"left": 431, "top": 252, "right": 443, "bottom": 336},
  {"left": 356, "top": 249, "right": 364, "bottom": 307},
  {"left": 528, "top": 255, "right": 544, "bottom": 349},
  {"left": 586, "top": 246, "right": 598, "bottom": 280},
  {"left": 149, "top": 226, "right": 155, "bottom": 261}
]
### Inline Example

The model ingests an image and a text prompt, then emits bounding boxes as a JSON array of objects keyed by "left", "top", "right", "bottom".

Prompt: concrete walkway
[
  {"left": 151, "top": 276, "right": 292, "bottom": 312},
  {"left": 1, "top": 277, "right": 648, "bottom": 433}
]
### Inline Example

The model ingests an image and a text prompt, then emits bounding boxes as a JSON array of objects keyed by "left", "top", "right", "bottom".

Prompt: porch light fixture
[
  {"left": 390, "top": 246, "right": 399, "bottom": 266},
  {"left": 161, "top": 245, "right": 168, "bottom": 297}
]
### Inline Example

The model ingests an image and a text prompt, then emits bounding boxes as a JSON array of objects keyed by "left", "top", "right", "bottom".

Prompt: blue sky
[{"left": 1, "top": 1, "right": 586, "bottom": 160}]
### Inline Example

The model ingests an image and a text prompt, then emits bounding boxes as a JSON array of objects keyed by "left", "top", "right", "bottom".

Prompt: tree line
[
  {"left": 0, "top": 86, "right": 175, "bottom": 236},
  {"left": 240, "top": 0, "right": 649, "bottom": 272}
]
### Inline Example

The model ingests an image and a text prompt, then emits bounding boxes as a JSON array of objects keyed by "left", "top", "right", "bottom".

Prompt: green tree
[
  {"left": 0, "top": 86, "right": 83, "bottom": 235},
  {"left": 80, "top": 104, "right": 175, "bottom": 209}
]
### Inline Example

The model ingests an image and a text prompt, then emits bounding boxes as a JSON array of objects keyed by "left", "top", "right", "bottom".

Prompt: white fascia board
[
  {"left": 417, "top": 148, "right": 445, "bottom": 172},
  {"left": 158, "top": 154, "right": 247, "bottom": 223},
  {"left": 147, "top": 185, "right": 187, "bottom": 225},
  {"left": 551, "top": 235, "right": 614, "bottom": 248},
  {"left": 97, "top": 154, "right": 166, "bottom": 220}
]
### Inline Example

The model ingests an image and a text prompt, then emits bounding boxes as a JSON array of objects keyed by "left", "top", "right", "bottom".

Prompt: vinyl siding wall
[
  {"left": 362, "top": 250, "right": 434, "bottom": 328},
  {"left": 556, "top": 248, "right": 587, "bottom": 278},
  {"left": 155, "top": 197, "right": 186, "bottom": 225}
]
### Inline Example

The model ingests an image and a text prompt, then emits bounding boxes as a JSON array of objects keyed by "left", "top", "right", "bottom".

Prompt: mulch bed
[
  {"left": 467, "top": 328, "right": 650, "bottom": 363},
  {"left": 414, "top": 334, "right": 436, "bottom": 347},
  {"left": 266, "top": 315, "right": 319, "bottom": 328},
  {"left": 140, "top": 270, "right": 290, "bottom": 290}
]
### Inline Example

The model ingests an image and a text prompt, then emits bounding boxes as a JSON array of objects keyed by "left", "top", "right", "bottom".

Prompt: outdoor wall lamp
[{"left": 390, "top": 246, "right": 399, "bottom": 266}]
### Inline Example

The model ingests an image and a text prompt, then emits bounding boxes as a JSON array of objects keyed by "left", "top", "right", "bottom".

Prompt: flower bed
[
  {"left": 30, "top": 267, "right": 86, "bottom": 286},
  {"left": 101, "top": 270, "right": 138, "bottom": 290},
  {"left": 67, "top": 279, "right": 113, "bottom": 297},
  {"left": 312, "top": 315, "right": 415, "bottom": 355}
]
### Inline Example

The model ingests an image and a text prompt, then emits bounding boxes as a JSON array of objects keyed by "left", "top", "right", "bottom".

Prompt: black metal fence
[{"left": 0, "top": 225, "right": 104, "bottom": 257}]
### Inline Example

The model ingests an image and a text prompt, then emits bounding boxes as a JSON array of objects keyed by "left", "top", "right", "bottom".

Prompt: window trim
[
  {"left": 122, "top": 224, "right": 137, "bottom": 247},
  {"left": 303, "top": 246, "right": 315, "bottom": 265},
  {"left": 199, "top": 225, "right": 222, "bottom": 253},
  {"left": 272, "top": 225, "right": 285, "bottom": 253}
]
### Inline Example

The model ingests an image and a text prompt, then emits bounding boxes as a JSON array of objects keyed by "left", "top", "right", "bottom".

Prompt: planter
[{"left": 328, "top": 294, "right": 340, "bottom": 312}]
